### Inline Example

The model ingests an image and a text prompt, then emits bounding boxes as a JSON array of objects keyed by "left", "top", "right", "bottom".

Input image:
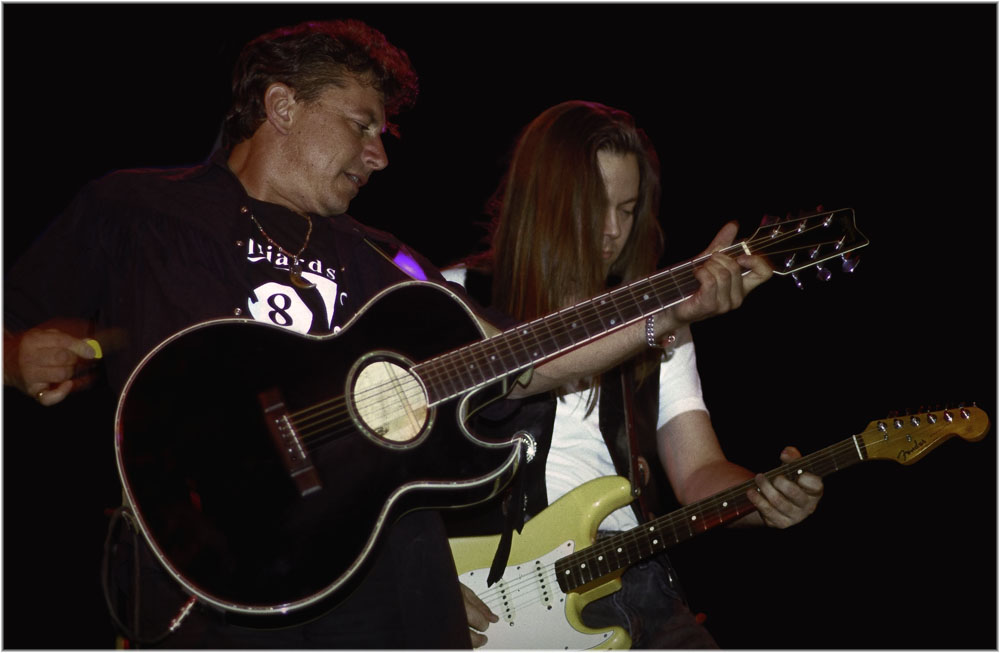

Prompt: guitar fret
[
  {"left": 612, "top": 285, "right": 651, "bottom": 325},
  {"left": 418, "top": 210, "right": 870, "bottom": 408},
  {"left": 426, "top": 359, "right": 460, "bottom": 403},
  {"left": 593, "top": 296, "right": 623, "bottom": 331},
  {"left": 563, "top": 310, "right": 594, "bottom": 341},
  {"left": 530, "top": 315, "right": 562, "bottom": 360},
  {"left": 454, "top": 348, "right": 488, "bottom": 388},
  {"left": 592, "top": 548, "right": 613, "bottom": 578},
  {"left": 547, "top": 312, "right": 587, "bottom": 351},
  {"left": 468, "top": 339, "right": 500, "bottom": 379},
  {"left": 486, "top": 333, "right": 524, "bottom": 372},
  {"left": 546, "top": 408, "right": 986, "bottom": 602},
  {"left": 421, "top": 262, "right": 719, "bottom": 405},
  {"left": 510, "top": 325, "right": 543, "bottom": 365},
  {"left": 641, "top": 526, "right": 661, "bottom": 557}
]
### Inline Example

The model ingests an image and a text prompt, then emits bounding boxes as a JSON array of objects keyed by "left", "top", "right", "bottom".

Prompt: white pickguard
[{"left": 458, "top": 540, "right": 614, "bottom": 650}]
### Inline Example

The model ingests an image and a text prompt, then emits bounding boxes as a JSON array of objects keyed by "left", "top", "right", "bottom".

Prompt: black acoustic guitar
[{"left": 115, "top": 208, "right": 867, "bottom": 619}]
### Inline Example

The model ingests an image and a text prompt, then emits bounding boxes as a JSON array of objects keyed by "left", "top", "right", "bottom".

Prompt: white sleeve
[
  {"left": 440, "top": 266, "right": 468, "bottom": 287},
  {"left": 656, "top": 324, "right": 708, "bottom": 430}
]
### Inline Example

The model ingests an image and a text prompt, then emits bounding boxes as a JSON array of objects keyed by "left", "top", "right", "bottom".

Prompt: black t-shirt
[
  {"left": 6, "top": 151, "right": 459, "bottom": 394},
  {"left": 5, "top": 153, "right": 477, "bottom": 647}
]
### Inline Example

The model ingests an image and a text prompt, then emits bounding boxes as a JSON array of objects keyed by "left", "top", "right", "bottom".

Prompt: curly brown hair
[{"left": 222, "top": 19, "right": 419, "bottom": 148}]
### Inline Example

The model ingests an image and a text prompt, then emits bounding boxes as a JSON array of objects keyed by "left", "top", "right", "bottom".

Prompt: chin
[{"left": 321, "top": 199, "right": 350, "bottom": 217}]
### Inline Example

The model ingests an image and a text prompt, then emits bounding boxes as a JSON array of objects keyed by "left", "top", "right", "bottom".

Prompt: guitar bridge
[{"left": 258, "top": 387, "right": 322, "bottom": 497}]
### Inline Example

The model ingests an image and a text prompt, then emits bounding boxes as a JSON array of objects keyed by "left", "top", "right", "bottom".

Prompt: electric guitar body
[
  {"left": 450, "top": 406, "right": 990, "bottom": 649},
  {"left": 451, "top": 476, "right": 635, "bottom": 650}
]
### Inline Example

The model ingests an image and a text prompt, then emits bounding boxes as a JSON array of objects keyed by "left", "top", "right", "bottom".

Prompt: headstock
[
  {"left": 745, "top": 208, "right": 869, "bottom": 288},
  {"left": 858, "top": 406, "right": 989, "bottom": 465}
]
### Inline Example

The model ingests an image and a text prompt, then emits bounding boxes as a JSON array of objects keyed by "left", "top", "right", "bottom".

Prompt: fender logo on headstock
[{"left": 897, "top": 438, "right": 928, "bottom": 462}]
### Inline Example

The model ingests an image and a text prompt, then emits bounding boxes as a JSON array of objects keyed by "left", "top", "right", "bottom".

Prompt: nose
[
  {"left": 364, "top": 136, "right": 388, "bottom": 171},
  {"left": 603, "top": 207, "right": 621, "bottom": 240}
]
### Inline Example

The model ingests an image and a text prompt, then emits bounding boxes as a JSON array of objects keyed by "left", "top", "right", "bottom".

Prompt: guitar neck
[
  {"left": 418, "top": 255, "right": 712, "bottom": 405},
  {"left": 418, "top": 208, "right": 868, "bottom": 406},
  {"left": 551, "top": 405, "right": 987, "bottom": 594},
  {"left": 554, "top": 434, "right": 865, "bottom": 593}
]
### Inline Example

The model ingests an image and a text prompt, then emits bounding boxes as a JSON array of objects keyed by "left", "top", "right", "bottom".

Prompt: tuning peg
[
  {"left": 841, "top": 254, "right": 860, "bottom": 273},
  {"left": 790, "top": 272, "right": 805, "bottom": 290},
  {"left": 816, "top": 265, "right": 832, "bottom": 282}
]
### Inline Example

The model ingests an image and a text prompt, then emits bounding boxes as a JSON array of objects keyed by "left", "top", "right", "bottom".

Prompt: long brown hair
[
  {"left": 469, "top": 101, "right": 664, "bottom": 404},
  {"left": 488, "top": 101, "right": 663, "bottom": 322}
]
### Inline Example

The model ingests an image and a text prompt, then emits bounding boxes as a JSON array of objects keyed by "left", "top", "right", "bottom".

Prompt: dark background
[{"left": 3, "top": 3, "right": 996, "bottom": 649}]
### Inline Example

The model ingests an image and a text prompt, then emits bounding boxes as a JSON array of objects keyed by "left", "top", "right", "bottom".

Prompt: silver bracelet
[{"left": 645, "top": 315, "right": 676, "bottom": 349}]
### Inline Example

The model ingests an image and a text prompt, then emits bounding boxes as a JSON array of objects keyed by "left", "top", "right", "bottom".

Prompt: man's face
[{"left": 281, "top": 76, "right": 389, "bottom": 216}]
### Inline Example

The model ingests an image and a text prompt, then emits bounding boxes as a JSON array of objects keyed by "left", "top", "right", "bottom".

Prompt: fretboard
[
  {"left": 553, "top": 434, "right": 867, "bottom": 593},
  {"left": 416, "top": 254, "right": 720, "bottom": 406}
]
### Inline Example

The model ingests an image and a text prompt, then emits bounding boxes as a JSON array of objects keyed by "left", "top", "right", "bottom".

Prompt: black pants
[
  {"left": 107, "top": 510, "right": 472, "bottom": 648},
  {"left": 581, "top": 554, "right": 718, "bottom": 649}
]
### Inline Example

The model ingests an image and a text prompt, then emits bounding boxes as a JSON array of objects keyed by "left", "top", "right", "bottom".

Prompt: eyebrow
[{"left": 334, "top": 96, "right": 383, "bottom": 129}]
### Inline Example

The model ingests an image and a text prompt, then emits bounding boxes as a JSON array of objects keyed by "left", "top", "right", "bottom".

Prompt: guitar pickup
[{"left": 258, "top": 387, "right": 322, "bottom": 497}]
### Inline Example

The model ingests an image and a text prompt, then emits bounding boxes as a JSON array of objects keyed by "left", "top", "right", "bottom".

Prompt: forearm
[
  {"left": 679, "top": 458, "right": 766, "bottom": 528},
  {"left": 677, "top": 458, "right": 755, "bottom": 505},
  {"left": 3, "top": 328, "right": 25, "bottom": 390},
  {"left": 509, "top": 308, "right": 679, "bottom": 397}
]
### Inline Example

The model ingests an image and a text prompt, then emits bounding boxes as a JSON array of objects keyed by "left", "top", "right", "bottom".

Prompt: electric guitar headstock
[
  {"left": 857, "top": 406, "right": 990, "bottom": 465},
  {"left": 745, "top": 207, "right": 869, "bottom": 288}
]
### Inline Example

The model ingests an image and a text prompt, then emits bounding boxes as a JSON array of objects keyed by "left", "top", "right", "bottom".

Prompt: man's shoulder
[
  {"left": 79, "top": 158, "right": 240, "bottom": 223},
  {"left": 89, "top": 160, "right": 220, "bottom": 197}
]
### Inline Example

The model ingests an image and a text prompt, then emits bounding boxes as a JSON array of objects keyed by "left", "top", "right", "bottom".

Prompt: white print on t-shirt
[
  {"left": 247, "top": 273, "right": 343, "bottom": 335},
  {"left": 246, "top": 238, "right": 347, "bottom": 334},
  {"left": 247, "top": 238, "right": 338, "bottom": 282}
]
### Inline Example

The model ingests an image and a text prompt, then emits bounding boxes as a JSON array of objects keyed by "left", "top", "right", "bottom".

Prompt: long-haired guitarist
[
  {"left": 444, "top": 101, "right": 824, "bottom": 648},
  {"left": 4, "top": 24, "right": 773, "bottom": 650}
]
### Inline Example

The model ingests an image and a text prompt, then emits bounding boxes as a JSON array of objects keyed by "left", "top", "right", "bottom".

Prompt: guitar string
[
  {"left": 478, "top": 413, "right": 979, "bottom": 612},
  {"left": 288, "top": 247, "right": 837, "bottom": 449},
  {"left": 283, "top": 217, "right": 852, "bottom": 447},
  {"left": 281, "top": 237, "right": 835, "bottom": 449},
  {"left": 367, "top": 214, "right": 849, "bottom": 407},
  {"left": 485, "top": 416, "right": 971, "bottom": 612},
  {"left": 282, "top": 271, "right": 705, "bottom": 448},
  {"left": 413, "top": 212, "right": 853, "bottom": 401},
  {"left": 283, "top": 268, "right": 707, "bottom": 440},
  {"left": 470, "top": 437, "right": 861, "bottom": 607},
  {"left": 287, "top": 235, "right": 729, "bottom": 437},
  {"left": 468, "top": 427, "right": 916, "bottom": 612}
]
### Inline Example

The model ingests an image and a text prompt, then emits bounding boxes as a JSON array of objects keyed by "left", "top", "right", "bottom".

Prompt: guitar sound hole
[{"left": 352, "top": 358, "right": 428, "bottom": 446}]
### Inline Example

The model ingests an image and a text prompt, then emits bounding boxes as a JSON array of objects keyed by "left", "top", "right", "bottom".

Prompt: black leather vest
[{"left": 444, "top": 269, "right": 662, "bottom": 536}]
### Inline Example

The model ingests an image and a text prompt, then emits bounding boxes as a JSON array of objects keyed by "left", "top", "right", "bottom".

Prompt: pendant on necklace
[{"left": 289, "top": 257, "right": 316, "bottom": 289}]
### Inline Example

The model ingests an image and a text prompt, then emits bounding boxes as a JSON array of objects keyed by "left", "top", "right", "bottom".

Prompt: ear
[{"left": 263, "top": 83, "right": 296, "bottom": 135}]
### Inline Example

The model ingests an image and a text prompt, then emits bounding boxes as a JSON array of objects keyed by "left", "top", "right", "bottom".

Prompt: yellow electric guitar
[{"left": 450, "top": 406, "right": 989, "bottom": 649}]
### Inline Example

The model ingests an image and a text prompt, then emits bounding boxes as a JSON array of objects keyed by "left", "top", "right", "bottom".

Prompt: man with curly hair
[
  {"left": 4, "top": 20, "right": 474, "bottom": 648},
  {"left": 4, "top": 19, "right": 769, "bottom": 648}
]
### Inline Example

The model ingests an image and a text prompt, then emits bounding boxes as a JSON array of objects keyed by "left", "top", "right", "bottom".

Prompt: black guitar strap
[
  {"left": 487, "top": 439, "right": 529, "bottom": 586},
  {"left": 619, "top": 361, "right": 652, "bottom": 523}
]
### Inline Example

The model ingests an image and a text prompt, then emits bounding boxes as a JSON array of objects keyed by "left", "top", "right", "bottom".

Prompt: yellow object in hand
[{"left": 84, "top": 338, "right": 103, "bottom": 359}]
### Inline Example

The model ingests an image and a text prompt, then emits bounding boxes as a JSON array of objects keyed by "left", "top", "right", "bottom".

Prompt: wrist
[{"left": 645, "top": 312, "right": 678, "bottom": 349}]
